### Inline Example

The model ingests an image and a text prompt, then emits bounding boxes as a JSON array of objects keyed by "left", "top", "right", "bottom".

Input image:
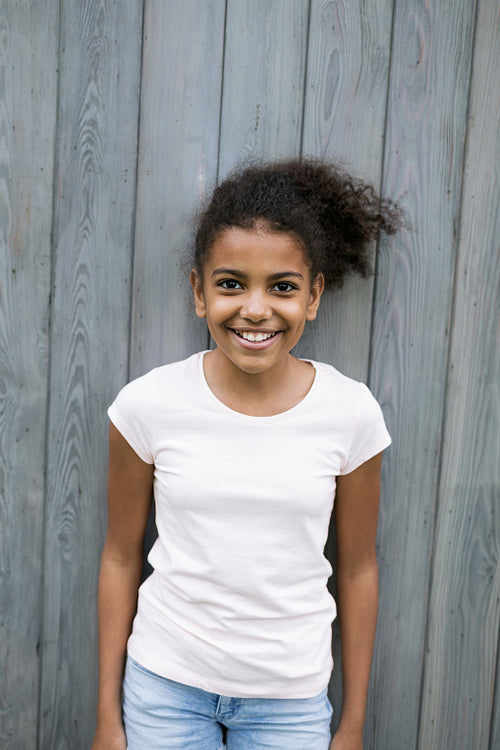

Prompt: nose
[{"left": 240, "top": 288, "right": 272, "bottom": 322}]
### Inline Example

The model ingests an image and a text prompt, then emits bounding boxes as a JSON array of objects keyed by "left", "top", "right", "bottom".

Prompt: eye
[
  {"left": 218, "top": 278, "right": 242, "bottom": 290},
  {"left": 272, "top": 281, "right": 297, "bottom": 293}
]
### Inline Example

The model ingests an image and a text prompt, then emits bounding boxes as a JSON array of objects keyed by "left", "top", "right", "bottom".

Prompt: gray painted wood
[
  {"left": 129, "top": 0, "right": 226, "bottom": 378},
  {"left": 297, "top": 0, "right": 394, "bottom": 732},
  {"left": 130, "top": 0, "right": 226, "bottom": 576},
  {"left": 491, "top": 630, "right": 500, "bottom": 749},
  {"left": 1, "top": 2, "right": 499, "bottom": 747},
  {"left": 217, "top": 0, "right": 309, "bottom": 180},
  {"left": 210, "top": 0, "right": 309, "bottom": 358},
  {"left": 297, "top": 0, "right": 394, "bottom": 382},
  {"left": 368, "top": 1, "right": 477, "bottom": 747},
  {"left": 418, "top": 0, "right": 500, "bottom": 745},
  {"left": 0, "top": 3, "right": 57, "bottom": 747},
  {"left": 491, "top": 636, "right": 500, "bottom": 750},
  {"left": 39, "top": 1, "right": 143, "bottom": 747}
]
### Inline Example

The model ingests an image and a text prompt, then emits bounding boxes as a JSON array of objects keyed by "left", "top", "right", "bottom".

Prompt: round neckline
[{"left": 197, "top": 350, "right": 320, "bottom": 422}]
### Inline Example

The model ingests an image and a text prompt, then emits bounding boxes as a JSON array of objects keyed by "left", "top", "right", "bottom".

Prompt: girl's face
[{"left": 190, "top": 226, "right": 324, "bottom": 377}]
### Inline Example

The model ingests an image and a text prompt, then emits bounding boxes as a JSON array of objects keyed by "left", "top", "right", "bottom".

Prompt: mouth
[
  {"left": 232, "top": 330, "right": 279, "bottom": 342},
  {"left": 228, "top": 328, "right": 282, "bottom": 349}
]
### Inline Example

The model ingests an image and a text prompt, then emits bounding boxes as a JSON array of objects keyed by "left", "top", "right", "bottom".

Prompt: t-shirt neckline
[{"left": 197, "top": 350, "right": 320, "bottom": 422}]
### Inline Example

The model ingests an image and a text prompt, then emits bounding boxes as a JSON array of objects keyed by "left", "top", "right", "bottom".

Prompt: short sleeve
[
  {"left": 107, "top": 369, "right": 157, "bottom": 464},
  {"left": 339, "top": 383, "right": 391, "bottom": 475}
]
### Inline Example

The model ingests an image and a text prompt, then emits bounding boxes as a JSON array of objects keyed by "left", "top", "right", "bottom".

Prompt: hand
[
  {"left": 91, "top": 721, "right": 127, "bottom": 750},
  {"left": 329, "top": 725, "right": 364, "bottom": 750}
]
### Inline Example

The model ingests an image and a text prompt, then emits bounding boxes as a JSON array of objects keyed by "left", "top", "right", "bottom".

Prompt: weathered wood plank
[
  {"left": 130, "top": 0, "right": 226, "bottom": 574},
  {"left": 418, "top": 0, "right": 500, "bottom": 746},
  {"left": 217, "top": 0, "right": 309, "bottom": 180},
  {"left": 39, "top": 1, "right": 143, "bottom": 747},
  {"left": 491, "top": 635, "right": 500, "bottom": 750},
  {"left": 129, "top": 0, "right": 226, "bottom": 377},
  {"left": 0, "top": 3, "right": 494, "bottom": 749},
  {"left": 296, "top": 0, "right": 394, "bottom": 732},
  {"left": 0, "top": 2, "right": 57, "bottom": 747},
  {"left": 210, "top": 0, "right": 309, "bottom": 359},
  {"left": 297, "top": 0, "right": 394, "bottom": 381},
  {"left": 368, "top": 1, "right": 477, "bottom": 747}
]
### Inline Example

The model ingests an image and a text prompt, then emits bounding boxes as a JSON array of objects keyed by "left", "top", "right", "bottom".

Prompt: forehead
[{"left": 206, "top": 227, "right": 310, "bottom": 275}]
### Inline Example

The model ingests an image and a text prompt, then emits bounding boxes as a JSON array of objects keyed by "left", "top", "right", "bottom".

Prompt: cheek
[
  {"left": 203, "top": 295, "right": 233, "bottom": 325},
  {"left": 291, "top": 298, "right": 313, "bottom": 319}
]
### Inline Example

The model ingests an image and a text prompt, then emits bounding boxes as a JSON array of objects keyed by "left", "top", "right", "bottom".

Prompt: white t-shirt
[{"left": 108, "top": 351, "right": 391, "bottom": 698}]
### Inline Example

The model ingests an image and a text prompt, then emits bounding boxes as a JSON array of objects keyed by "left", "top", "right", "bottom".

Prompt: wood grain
[
  {"left": 295, "top": 0, "right": 394, "bottom": 732},
  {"left": 209, "top": 0, "right": 309, "bottom": 356},
  {"left": 217, "top": 0, "right": 309, "bottom": 180},
  {"left": 129, "top": 0, "right": 226, "bottom": 378},
  {"left": 0, "top": 2, "right": 57, "bottom": 747},
  {"left": 1, "top": 2, "right": 499, "bottom": 747},
  {"left": 297, "top": 0, "right": 394, "bottom": 382},
  {"left": 368, "top": 1, "right": 477, "bottom": 747},
  {"left": 39, "top": 1, "right": 143, "bottom": 746},
  {"left": 130, "top": 0, "right": 226, "bottom": 574},
  {"left": 418, "top": 0, "right": 500, "bottom": 745},
  {"left": 491, "top": 627, "right": 500, "bottom": 750}
]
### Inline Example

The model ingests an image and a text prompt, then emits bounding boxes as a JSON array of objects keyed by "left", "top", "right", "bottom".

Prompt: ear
[
  {"left": 190, "top": 269, "right": 206, "bottom": 318},
  {"left": 306, "top": 273, "right": 325, "bottom": 321}
]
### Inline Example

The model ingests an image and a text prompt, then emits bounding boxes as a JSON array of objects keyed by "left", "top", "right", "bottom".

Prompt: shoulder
[
  {"left": 313, "top": 359, "right": 386, "bottom": 423},
  {"left": 308, "top": 360, "right": 391, "bottom": 474},
  {"left": 310, "top": 359, "right": 377, "bottom": 409},
  {"left": 154, "top": 351, "right": 205, "bottom": 390},
  {"left": 113, "top": 351, "right": 204, "bottom": 406},
  {"left": 107, "top": 352, "right": 205, "bottom": 463},
  {"left": 108, "top": 351, "right": 204, "bottom": 427}
]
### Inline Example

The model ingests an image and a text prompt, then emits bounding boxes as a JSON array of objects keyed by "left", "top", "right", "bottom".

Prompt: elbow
[
  {"left": 336, "top": 554, "right": 378, "bottom": 582},
  {"left": 100, "top": 535, "right": 144, "bottom": 572}
]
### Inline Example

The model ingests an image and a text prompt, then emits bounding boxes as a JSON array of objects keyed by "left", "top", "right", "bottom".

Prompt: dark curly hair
[{"left": 194, "top": 158, "right": 402, "bottom": 288}]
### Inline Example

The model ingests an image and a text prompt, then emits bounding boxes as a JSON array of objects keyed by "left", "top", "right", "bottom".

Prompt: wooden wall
[{"left": 1, "top": 1, "right": 498, "bottom": 748}]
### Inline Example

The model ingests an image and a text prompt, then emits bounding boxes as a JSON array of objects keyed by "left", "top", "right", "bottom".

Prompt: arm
[
  {"left": 329, "top": 452, "right": 383, "bottom": 750},
  {"left": 92, "top": 423, "right": 154, "bottom": 750}
]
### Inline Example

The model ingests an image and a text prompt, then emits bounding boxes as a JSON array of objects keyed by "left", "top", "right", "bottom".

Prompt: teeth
[{"left": 237, "top": 331, "right": 276, "bottom": 342}]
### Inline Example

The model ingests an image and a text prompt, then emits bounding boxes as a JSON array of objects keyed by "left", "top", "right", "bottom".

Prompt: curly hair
[{"left": 194, "top": 158, "right": 402, "bottom": 288}]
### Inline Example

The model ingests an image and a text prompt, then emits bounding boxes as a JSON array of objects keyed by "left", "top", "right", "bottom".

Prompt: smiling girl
[{"left": 92, "top": 160, "right": 401, "bottom": 750}]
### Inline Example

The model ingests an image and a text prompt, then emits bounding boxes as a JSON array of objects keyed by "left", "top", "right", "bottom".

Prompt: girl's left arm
[{"left": 329, "top": 451, "right": 384, "bottom": 750}]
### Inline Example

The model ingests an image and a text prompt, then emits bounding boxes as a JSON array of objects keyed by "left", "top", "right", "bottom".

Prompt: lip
[{"left": 228, "top": 328, "right": 283, "bottom": 350}]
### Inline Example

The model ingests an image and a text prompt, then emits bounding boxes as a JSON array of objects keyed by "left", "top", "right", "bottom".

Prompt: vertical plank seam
[
  {"left": 210, "top": 0, "right": 229, "bottom": 352},
  {"left": 215, "top": 0, "right": 229, "bottom": 188},
  {"left": 489, "top": 615, "right": 500, "bottom": 750},
  {"left": 365, "top": 1, "right": 396, "bottom": 747},
  {"left": 483, "top": 0, "right": 500, "bottom": 742},
  {"left": 414, "top": 1, "right": 481, "bottom": 748},
  {"left": 127, "top": 0, "right": 147, "bottom": 382},
  {"left": 299, "top": 0, "right": 313, "bottom": 158},
  {"left": 37, "top": 0, "right": 64, "bottom": 746},
  {"left": 367, "top": 0, "right": 397, "bottom": 389}
]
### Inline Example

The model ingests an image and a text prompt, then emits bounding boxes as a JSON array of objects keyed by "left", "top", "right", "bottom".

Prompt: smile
[{"left": 233, "top": 330, "right": 278, "bottom": 342}]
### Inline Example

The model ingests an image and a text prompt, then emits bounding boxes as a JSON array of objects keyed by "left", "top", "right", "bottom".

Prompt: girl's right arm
[{"left": 91, "top": 423, "right": 154, "bottom": 750}]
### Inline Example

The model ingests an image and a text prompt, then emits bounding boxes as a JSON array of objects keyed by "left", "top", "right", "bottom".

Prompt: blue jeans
[{"left": 123, "top": 657, "right": 332, "bottom": 749}]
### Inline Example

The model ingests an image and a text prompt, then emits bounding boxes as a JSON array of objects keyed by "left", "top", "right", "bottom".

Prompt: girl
[{"left": 92, "top": 159, "right": 401, "bottom": 750}]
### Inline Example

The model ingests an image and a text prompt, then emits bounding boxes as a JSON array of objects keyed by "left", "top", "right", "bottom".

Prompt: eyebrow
[{"left": 211, "top": 267, "right": 304, "bottom": 280}]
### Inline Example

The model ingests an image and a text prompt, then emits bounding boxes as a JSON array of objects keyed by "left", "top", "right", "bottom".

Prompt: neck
[
  {"left": 202, "top": 349, "right": 314, "bottom": 417},
  {"left": 209, "top": 347, "right": 294, "bottom": 391}
]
